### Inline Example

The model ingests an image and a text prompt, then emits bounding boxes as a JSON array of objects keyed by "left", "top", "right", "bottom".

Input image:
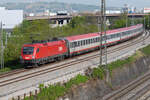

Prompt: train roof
[
  {"left": 66, "top": 24, "right": 143, "bottom": 41},
  {"left": 23, "top": 38, "right": 65, "bottom": 47}
]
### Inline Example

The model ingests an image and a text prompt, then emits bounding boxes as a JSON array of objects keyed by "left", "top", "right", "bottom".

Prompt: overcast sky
[
  {"left": 57, "top": 0, "right": 150, "bottom": 8},
  {"left": 0, "top": 0, "right": 150, "bottom": 8}
]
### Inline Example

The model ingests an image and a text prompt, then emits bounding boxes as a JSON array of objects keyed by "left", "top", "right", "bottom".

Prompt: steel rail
[{"left": 105, "top": 71, "right": 150, "bottom": 100}]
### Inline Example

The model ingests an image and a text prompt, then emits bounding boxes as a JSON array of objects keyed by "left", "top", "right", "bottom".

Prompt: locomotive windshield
[{"left": 23, "top": 47, "right": 34, "bottom": 55}]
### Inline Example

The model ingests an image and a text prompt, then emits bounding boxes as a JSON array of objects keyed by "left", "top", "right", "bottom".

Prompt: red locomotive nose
[
  {"left": 23, "top": 55, "right": 33, "bottom": 60},
  {"left": 21, "top": 46, "right": 35, "bottom": 60}
]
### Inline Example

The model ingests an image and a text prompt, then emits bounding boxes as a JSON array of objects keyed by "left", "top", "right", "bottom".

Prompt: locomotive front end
[{"left": 21, "top": 45, "right": 36, "bottom": 66}]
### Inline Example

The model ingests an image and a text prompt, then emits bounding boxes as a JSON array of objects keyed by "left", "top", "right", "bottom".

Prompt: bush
[
  {"left": 65, "top": 74, "right": 89, "bottom": 90},
  {"left": 92, "top": 67, "right": 105, "bottom": 79},
  {"left": 24, "top": 74, "right": 88, "bottom": 100},
  {"left": 141, "top": 45, "right": 150, "bottom": 56}
]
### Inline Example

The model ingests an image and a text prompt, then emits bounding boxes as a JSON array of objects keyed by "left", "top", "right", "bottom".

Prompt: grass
[
  {"left": 0, "top": 67, "right": 11, "bottom": 74},
  {"left": 0, "top": 63, "right": 24, "bottom": 74}
]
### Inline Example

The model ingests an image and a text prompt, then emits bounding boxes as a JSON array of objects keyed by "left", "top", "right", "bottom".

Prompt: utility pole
[
  {"left": 143, "top": 17, "right": 145, "bottom": 45},
  {"left": 99, "top": 0, "right": 103, "bottom": 66},
  {"left": 148, "top": 15, "right": 149, "bottom": 29},
  {"left": 0, "top": 21, "right": 4, "bottom": 69},
  {"left": 125, "top": 7, "right": 128, "bottom": 27},
  {"left": 132, "top": 13, "right": 134, "bottom": 26},
  {"left": 100, "top": 0, "right": 109, "bottom": 82}
]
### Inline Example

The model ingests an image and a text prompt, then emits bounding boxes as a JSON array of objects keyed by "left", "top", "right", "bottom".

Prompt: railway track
[
  {"left": 105, "top": 68, "right": 150, "bottom": 100},
  {"left": 129, "top": 84, "right": 150, "bottom": 100},
  {"left": 0, "top": 32, "right": 147, "bottom": 79},
  {"left": 0, "top": 69, "right": 27, "bottom": 79},
  {"left": 0, "top": 31, "right": 149, "bottom": 87}
]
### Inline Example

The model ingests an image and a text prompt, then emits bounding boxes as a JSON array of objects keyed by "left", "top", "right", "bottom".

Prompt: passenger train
[{"left": 21, "top": 24, "right": 143, "bottom": 67}]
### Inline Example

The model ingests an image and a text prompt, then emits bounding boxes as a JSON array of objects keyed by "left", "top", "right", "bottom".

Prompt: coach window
[
  {"left": 93, "top": 38, "right": 94, "bottom": 43},
  {"left": 76, "top": 41, "right": 78, "bottom": 47},
  {"left": 78, "top": 41, "right": 80, "bottom": 47},
  {"left": 91, "top": 39, "right": 93, "bottom": 43},
  {"left": 111, "top": 35, "right": 113, "bottom": 39},
  {"left": 88, "top": 39, "right": 90, "bottom": 44},
  {"left": 89, "top": 39, "right": 91, "bottom": 44},
  {"left": 72, "top": 42, "right": 74, "bottom": 48},
  {"left": 83, "top": 40, "right": 84, "bottom": 45},
  {"left": 72, "top": 42, "right": 75, "bottom": 48},
  {"left": 122, "top": 32, "right": 125, "bottom": 36},
  {"left": 86, "top": 40, "right": 87, "bottom": 44},
  {"left": 107, "top": 35, "right": 110, "bottom": 40},
  {"left": 111, "top": 34, "right": 114, "bottom": 38},
  {"left": 116, "top": 33, "right": 118, "bottom": 37},
  {"left": 96, "top": 38, "right": 98, "bottom": 42},
  {"left": 98, "top": 37, "right": 100, "bottom": 42},
  {"left": 117, "top": 33, "right": 120, "bottom": 37},
  {"left": 73, "top": 42, "right": 75, "bottom": 47},
  {"left": 80, "top": 40, "right": 81, "bottom": 46},
  {"left": 90, "top": 39, "right": 92, "bottom": 43},
  {"left": 76, "top": 42, "right": 78, "bottom": 47},
  {"left": 83, "top": 40, "right": 85, "bottom": 45},
  {"left": 87, "top": 39, "right": 89, "bottom": 44},
  {"left": 93, "top": 38, "right": 95, "bottom": 43},
  {"left": 94, "top": 38, "right": 96, "bottom": 42},
  {"left": 115, "top": 34, "right": 117, "bottom": 38},
  {"left": 81, "top": 41, "right": 83, "bottom": 46},
  {"left": 82, "top": 40, "right": 84, "bottom": 45},
  {"left": 73, "top": 42, "right": 77, "bottom": 47},
  {"left": 70, "top": 43, "right": 72, "bottom": 48}
]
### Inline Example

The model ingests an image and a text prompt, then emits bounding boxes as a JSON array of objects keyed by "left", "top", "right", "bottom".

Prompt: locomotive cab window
[
  {"left": 37, "top": 48, "right": 40, "bottom": 53},
  {"left": 23, "top": 47, "right": 34, "bottom": 55}
]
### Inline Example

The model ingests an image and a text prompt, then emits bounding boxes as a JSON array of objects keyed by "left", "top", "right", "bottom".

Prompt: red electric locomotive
[{"left": 21, "top": 39, "right": 69, "bottom": 66}]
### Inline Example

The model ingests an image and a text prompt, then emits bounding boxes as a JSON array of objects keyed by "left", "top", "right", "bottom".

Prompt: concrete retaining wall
[{"left": 62, "top": 56, "right": 150, "bottom": 100}]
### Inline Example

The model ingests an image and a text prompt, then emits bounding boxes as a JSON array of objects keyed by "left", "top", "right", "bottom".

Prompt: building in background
[
  {"left": 106, "top": 7, "right": 122, "bottom": 14},
  {"left": 143, "top": 8, "right": 150, "bottom": 13},
  {"left": 0, "top": 7, "right": 23, "bottom": 30}
]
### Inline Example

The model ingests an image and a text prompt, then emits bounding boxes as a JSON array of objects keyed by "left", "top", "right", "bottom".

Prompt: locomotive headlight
[{"left": 32, "top": 56, "right": 35, "bottom": 59}]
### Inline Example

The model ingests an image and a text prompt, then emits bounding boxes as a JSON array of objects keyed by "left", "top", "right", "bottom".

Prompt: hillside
[{"left": 0, "top": 2, "right": 99, "bottom": 13}]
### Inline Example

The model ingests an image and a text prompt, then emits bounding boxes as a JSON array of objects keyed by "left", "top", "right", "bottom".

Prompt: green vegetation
[
  {"left": 24, "top": 75, "right": 88, "bottom": 100},
  {"left": 92, "top": 67, "right": 105, "bottom": 79},
  {"left": 141, "top": 45, "right": 150, "bottom": 56},
  {"left": 144, "top": 14, "right": 150, "bottom": 29},
  {"left": 0, "top": 67, "right": 11, "bottom": 73}
]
